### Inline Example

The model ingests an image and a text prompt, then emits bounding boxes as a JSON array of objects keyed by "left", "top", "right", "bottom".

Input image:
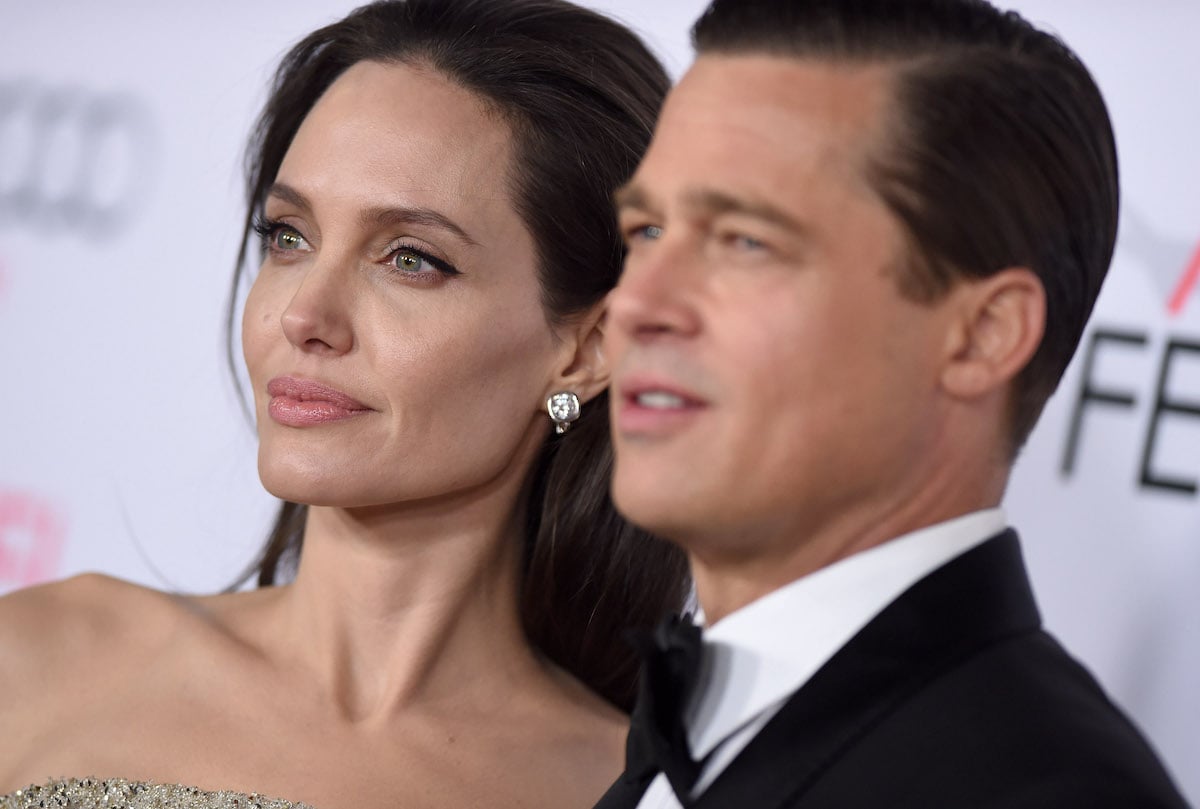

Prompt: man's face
[{"left": 607, "top": 56, "right": 957, "bottom": 564}]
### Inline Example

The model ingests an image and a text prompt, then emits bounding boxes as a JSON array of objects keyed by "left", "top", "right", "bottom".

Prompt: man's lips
[
  {"left": 266, "top": 376, "right": 371, "bottom": 426},
  {"left": 615, "top": 376, "right": 707, "bottom": 434},
  {"left": 619, "top": 377, "right": 708, "bottom": 410}
]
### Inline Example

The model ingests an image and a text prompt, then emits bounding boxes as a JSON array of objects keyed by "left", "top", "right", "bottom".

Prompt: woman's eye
[
  {"left": 272, "top": 227, "right": 306, "bottom": 251},
  {"left": 389, "top": 246, "right": 460, "bottom": 278},
  {"left": 254, "top": 217, "right": 310, "bottom": 255},
  {"left": 394, "top": 249, "right": 432, "bottom": 274}
]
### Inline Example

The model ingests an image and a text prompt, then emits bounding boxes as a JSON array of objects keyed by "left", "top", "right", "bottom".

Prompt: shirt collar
[{"left": 685, "top": 508, "right": 1007, "bottom": 759}]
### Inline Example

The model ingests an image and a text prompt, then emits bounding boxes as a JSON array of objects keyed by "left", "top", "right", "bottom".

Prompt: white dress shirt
[{"left": 635, "top": 508, "right": 1008, "bottom": 808}]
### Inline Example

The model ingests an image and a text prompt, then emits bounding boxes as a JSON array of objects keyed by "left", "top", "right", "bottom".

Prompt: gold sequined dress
[{"left": 1, "top": 778, "right": 317, "bottom": 809}]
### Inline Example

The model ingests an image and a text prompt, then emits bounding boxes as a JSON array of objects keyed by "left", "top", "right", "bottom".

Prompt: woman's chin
[{"left": 257, "top": 460, "right": 363, "bottom": 507}]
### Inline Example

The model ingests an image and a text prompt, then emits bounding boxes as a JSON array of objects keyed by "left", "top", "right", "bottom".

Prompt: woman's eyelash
[
  {"left": 253, "top": 216, "right": 311, "bottom": 256},
  {"left": 252, "top": 215, "right": 284, "bottom": 240},
  {"left": 252, "top": 218, "right": 461, "bottom": 278},
  {"left": 253, "top": 216, "right": 304, "bottom": 250},
  {"left": 391, "top": 244, "right": 461, "bottom": 276}
]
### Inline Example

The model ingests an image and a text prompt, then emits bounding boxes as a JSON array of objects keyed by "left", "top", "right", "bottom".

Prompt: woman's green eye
[
  {"left": 274, "top": 229, "right": 304, "bottom": 250},
  {"left": 396, "top": 250, "right": 428, "bottom": 272},
  {"left": 387, "top": 245, "right": 460, "bottom": 277}
]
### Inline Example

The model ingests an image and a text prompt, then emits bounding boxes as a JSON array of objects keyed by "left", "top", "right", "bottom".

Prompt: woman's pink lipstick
[{"left": 267, "top": 377, "right": 371, "bottom": 427}]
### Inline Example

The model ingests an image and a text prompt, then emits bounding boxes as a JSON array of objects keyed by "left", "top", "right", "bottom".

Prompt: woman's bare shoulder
[
  {"left": 510, "top": 665, "right": 629, "bottom": 801},
  {"left": 0, "top": 577, "right": 279, "bottom": 791},
  {"left": 0, "top": 575, "right": 182, "bottom": 699}
]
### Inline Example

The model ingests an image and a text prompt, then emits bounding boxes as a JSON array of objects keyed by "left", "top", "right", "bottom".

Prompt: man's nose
[{"left": 607, "top": 234, "right": 702, "bottom": 343}]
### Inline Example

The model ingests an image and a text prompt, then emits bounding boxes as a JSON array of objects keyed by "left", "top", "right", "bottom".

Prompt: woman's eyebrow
[
  {"left": 266, "top": 182, "right": 313, "bottom": 214},
  {"left": 266, "top": 182, "right": 479, "bottom": 247},
  {"left": 358, "top": 204, "right": 479, "bottom": 247}
]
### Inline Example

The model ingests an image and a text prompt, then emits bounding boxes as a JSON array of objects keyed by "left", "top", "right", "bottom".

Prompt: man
[{"left": 597, "top": 0, "right": 1189, "bottom": 807}]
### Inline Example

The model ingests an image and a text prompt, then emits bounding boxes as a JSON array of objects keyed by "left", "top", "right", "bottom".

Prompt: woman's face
[{"left": 243, "top": 60, "right": 571, "bottom": 509}]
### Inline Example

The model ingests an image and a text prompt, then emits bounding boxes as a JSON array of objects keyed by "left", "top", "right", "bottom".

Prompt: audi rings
[{"left": 0, "top": 80, "right": 158, "bottom": 238}]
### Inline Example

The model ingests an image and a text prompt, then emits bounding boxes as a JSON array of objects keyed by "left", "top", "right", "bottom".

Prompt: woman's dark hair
[
  {"left": 694, "top": 0, "right": 1119, "bottom": 452},
  {"left": 226, "top": 0, "right": 689, "bottom": 711}
]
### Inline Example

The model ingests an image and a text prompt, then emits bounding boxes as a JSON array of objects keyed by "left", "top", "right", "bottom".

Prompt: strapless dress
[{"left": 1, "top": 778, "right": 316, "bottom": 809}]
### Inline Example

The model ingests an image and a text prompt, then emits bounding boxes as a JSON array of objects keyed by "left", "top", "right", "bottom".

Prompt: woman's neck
[{"left": 262, "top": 487, "right": 540, "bottom": 725}]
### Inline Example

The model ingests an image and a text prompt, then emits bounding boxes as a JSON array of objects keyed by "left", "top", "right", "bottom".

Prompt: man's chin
[{"left": 612, "top": 480, "right": 701, "bottom": 545}]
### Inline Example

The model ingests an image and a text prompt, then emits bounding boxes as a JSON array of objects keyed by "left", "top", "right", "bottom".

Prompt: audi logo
[{"left": 0, "top": 79, "right": 158, "bottom": 238}]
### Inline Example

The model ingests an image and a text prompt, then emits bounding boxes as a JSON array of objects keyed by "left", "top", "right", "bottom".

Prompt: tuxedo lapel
[
  {"left": 593, "top": 772, "right": 656, "bottom": 809},
  {"left": 694, "top": 530, "right": 1041, "bottom": 809}
]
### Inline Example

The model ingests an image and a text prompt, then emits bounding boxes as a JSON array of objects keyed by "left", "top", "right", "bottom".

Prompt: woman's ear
[
  {"left": 940, "top": 267, "right": 1046, "bottom": 400},
  {"left": 547, "top": 301, "right": 609, "bottom": 406}
]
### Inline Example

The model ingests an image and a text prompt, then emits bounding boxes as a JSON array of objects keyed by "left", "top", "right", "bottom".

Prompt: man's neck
[{"left": 687, "top": 478, "right": 1006, "bottom": 624}]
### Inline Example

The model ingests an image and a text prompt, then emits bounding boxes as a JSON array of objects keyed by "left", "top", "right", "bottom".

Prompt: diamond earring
[{"left": 546, "top": 391, "right": 581, "bottom": 434}]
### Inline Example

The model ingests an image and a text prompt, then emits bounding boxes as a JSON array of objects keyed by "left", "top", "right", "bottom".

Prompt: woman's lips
[{"left": 267, "top": 376, "right": 371, "bottom": 427}]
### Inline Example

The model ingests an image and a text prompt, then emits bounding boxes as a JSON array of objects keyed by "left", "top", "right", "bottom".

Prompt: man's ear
[
  {"left": 940, "top": 267, "right": 1046, "bottom": 400},
  {"left": 546, "top": 301, "right": 609, "bottom": 406}
]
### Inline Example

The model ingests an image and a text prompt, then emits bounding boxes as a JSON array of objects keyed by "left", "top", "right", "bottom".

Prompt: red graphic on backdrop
[
  {"left": 0, "top": 491, "right": 67, "bottom": 589},
  {"left": 1118, "top": 211, "right": 1199, "bottom": 319},
  {"left": 1167, "top": 241, "right": 1200, "bottom": 316}
]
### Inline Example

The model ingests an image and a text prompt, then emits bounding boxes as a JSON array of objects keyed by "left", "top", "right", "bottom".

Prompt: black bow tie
[{"left": 625, "top": 613, "right": 705, "bottom": 802}]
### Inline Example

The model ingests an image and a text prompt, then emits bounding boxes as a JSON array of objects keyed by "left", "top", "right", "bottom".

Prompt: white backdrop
[{"left": 1, "top": 0, "right": 1196, "bottom": 801}]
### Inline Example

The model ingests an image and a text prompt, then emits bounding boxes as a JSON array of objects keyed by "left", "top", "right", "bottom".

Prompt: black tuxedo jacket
[{"left": 597, "top": 531, "right": 1189, "bottom": 808}]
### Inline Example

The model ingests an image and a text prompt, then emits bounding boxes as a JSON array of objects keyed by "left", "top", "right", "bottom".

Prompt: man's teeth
[{"left": 637, "top": 391, "right": 686, "bottom": 409}]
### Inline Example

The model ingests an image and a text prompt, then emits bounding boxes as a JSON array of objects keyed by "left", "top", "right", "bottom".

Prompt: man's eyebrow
[
  {"left": 614, "top": 182, "right": 807, "bottom": 237},
  {"left": 683, "top": 188, "right": 807, "bottom": 235},
  {"left": 266, "top": 182, "right": 479, "bottom": 247},
  {"left": 613, "top": 182, "right": 652, "bottom": 212}
]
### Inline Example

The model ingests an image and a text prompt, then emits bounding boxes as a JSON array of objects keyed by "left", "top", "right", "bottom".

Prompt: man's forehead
[
  {"left": 629, "top": 54, "right": 893, "bottom": 210},
  {"left": 671, "top": 53, "right": 893, "bottom": 126}
]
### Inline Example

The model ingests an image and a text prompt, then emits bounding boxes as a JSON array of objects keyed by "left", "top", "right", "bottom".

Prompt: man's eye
[
  {"left": 717, "top": 230, "right": 767, "bottom": 252},
  {"left": 628, "top": 224, "right": 663, "bottom": 242}
]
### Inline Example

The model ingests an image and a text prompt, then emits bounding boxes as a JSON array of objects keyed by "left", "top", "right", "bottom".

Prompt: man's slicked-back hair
[{"left": 693, "top": 0, "right": 1119, "bottom": 450}]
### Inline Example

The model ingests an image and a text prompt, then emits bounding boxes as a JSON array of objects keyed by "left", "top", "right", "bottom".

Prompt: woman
[{"left": 0, "top": 2, "right": 688, "bottom": 807}]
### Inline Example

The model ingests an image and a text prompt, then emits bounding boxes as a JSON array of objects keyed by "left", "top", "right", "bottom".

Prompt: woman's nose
[{"left": 279, "top": 256, "right": 356, "bottom": 356}]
